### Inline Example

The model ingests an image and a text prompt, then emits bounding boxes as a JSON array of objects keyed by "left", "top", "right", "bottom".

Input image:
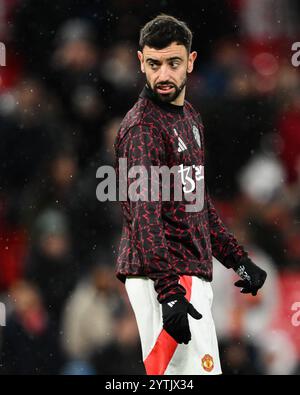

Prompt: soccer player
[{"left": 114, "top": 14, "right": 267, "bottom": 375}]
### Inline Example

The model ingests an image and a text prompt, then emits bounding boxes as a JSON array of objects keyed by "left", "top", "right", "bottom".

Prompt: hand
[
  {"left": 234, "top": 256, "right": 267, "bottom": 296},
  {"left": 162, "top": 295, "right": 202, "bottom": 344}
]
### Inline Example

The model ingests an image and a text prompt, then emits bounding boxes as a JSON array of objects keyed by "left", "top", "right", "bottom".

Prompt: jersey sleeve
[{"left": 119, "top": 123, "right": 186, "bottom": 302}]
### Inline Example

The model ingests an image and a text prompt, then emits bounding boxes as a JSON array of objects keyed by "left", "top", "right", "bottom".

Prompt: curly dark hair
[{"left": 139, "top": 14, "right": 193, "bottom": 53}]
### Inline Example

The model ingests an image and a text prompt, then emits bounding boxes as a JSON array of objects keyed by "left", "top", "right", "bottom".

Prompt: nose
[{"left": 157, "top": 64, "right": 170, "bottom": 83}]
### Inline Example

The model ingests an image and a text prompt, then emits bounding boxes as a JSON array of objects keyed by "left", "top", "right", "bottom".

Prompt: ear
[
  {"left": 187, "top": 51, "right": 197, "bottom": 74},
  {"left": 137, "top": 50, "right": 145, "bottom": 73}
]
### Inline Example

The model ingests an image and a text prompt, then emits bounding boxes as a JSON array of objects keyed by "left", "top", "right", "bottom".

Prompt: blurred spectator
[
  {"left": 257, "top": 330, "right": 298, "bottom": 375},
  {"left": 24, "top": 209, "right": 78, "bottom": 320},
  {"left": 0, "top": 77, "right": 61, "bottom": 194},
  {"left": 20, "top": 150, "right": 79, "bottom": 230},
  {"left": 100, "top": 41, "right": 140, "bottom": 114},
  {"left": 61, "top": 263, "right": 122, "bottom": 363},
  {"left": 91, "top": 313, "right": 145, "bottom": 375},
  {"left": 219, "top": 336, "right": 264, "bottom": 375},
  {"left": 1, "top": 280, "right": 62, "bottom": 374},
  {"left": 196, "top": 39, "right": 250, "bottom": 98},
  {"left": 20, "top": 150, "right": 103, "bottom": 271},
  {"left": 240, "top": 153, "right": 285, "bottom": 203},
  {"left": 239, "top": 0, "right": 298, "bottom": 41},
  {"left": 49, "top": 18, "right": 112, "bottom": 166}
]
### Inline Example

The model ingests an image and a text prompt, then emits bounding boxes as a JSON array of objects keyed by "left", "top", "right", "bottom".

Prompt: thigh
[{"left": 125, "top": 277, "right": 162, "bottom": 361}]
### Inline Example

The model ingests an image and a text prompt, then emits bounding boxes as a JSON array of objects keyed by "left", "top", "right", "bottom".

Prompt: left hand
[{"left": 233, "top": 256, "right": 267, "bottom": 296}]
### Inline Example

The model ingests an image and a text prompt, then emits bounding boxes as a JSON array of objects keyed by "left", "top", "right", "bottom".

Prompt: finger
[
  {"left": 234, "top": 279, "right": 248, "bottom": 288},
  {"left": 178, "top": 317, "right": 191, "bottom": 343},
  {"left": 182, "top": 331, "right": 191, "bottom": 344},
  {"left": 187, "top": 303, "right": 202, "bottom": 320},
  {"left": 181, "top": 328, "right": 191, "bottom": 344},
  {"left": 241, "top": 287, "right": 251, "bottom": 294}
]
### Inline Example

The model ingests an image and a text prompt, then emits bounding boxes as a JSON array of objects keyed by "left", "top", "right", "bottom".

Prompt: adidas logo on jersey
[
  {"left": 167, "top": 300, "right": 178, "bottom": 308},
  {"left": 178, "top": 137, "right": 187, "bottom": 152},
  {"left": 173, "top": 128, "right": 187, "bottom": 152}
]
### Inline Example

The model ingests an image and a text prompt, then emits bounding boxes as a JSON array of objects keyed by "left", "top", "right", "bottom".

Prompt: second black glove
[
  {"left": 233, "top": 256, "right": 267, "bottom": 296},
  {"left": 162, "top": 295, "right": 202, "bottom": 344}
]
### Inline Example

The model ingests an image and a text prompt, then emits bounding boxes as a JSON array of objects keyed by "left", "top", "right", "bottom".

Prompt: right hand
[{"left": 162, "top": 295, "right": 202, "bottom": 344}]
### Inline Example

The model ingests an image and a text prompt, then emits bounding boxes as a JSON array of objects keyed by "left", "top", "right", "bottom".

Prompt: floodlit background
[{"left": 0, "top": 0, "right": 300, "bottom": 375}]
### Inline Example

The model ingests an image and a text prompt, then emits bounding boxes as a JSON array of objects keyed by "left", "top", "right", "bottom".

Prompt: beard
[{"left": 146, "top": 75, "right": 187, "bottom": 103}]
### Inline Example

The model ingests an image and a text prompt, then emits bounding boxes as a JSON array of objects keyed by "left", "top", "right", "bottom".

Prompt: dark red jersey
[{"left": 114, "top": 86, "right": 246, "bottom": 302}]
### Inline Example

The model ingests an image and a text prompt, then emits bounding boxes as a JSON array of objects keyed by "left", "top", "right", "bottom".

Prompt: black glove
[
  {"left": 162, "top": 295, "right": 202, "bottom": 344},
  {"left": 233, "top": 256, "right": 267, "bottom": 296}
]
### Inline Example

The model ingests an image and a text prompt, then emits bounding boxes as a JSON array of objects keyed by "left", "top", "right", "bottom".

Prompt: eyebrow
[{"left": 146, "top": 56, "right": 183, "bottom": 63}]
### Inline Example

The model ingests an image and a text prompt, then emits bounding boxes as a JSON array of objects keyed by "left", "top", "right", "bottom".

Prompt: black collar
[{"left": 139, "top": 85, "right": 184, "bottom": 114}]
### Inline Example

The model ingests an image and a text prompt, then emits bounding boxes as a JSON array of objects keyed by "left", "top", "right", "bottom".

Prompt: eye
[
  {"left": 148, "top": 62, "right": 159, "bottom": 70},
  {"left": 170, "top": 61, "right": 180, "bottom": 69}
]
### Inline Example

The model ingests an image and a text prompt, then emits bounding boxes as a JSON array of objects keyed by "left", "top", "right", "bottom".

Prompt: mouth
[{"left": 156, "top": 84, "right": 175, "bottom": 94}]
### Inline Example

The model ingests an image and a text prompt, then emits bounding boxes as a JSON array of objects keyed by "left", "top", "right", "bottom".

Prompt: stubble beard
[{"left": 146, "top": 75, "right": 187, "bottom": 104}]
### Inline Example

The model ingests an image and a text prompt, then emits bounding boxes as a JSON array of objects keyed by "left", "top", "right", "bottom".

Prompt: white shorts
[{"left": 125, "top": 275, "right": 222, "bottom": 375}]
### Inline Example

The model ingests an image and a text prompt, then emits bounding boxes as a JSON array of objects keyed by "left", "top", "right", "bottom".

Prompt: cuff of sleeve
[
  {"left": 223, "top": 252, "right": 249, "bottom": 270},
  {"left": 157, "top": 284, "right": 186, "bottom": 304},
  {"left": 161, "top": 293, "right": 187, "bottom": 304}
]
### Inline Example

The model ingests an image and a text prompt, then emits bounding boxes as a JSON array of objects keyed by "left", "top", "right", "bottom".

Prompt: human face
[{"left": 138, "top": 42, "right": 197, "bottom": 105}]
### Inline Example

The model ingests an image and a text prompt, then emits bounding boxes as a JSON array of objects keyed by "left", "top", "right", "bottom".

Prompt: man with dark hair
[
  {"left": 139, "top": 14, "right": 193, "bottom": 54},
  {"left": 114, "top": 14, "right": 267, "bottom": 375}
]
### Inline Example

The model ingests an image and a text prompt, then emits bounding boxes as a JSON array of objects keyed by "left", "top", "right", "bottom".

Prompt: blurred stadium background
[{"left": 0, "top": 0, "right": 300, "bottom": 375}]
